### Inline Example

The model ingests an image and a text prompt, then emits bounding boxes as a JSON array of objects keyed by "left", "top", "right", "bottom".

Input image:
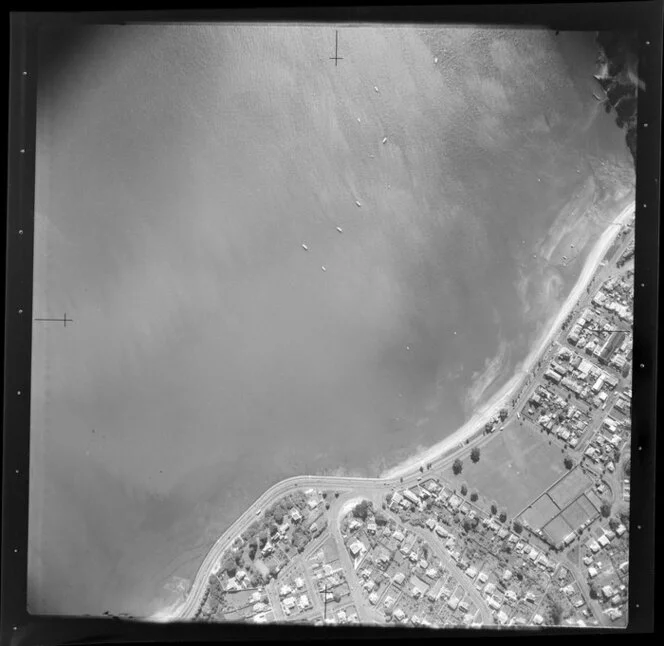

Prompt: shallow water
[{"left": 29, "top": 25, "right": 633, "bottom": 616}]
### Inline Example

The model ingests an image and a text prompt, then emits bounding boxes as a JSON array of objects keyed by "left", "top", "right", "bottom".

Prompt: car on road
[
  {"left": 256, "top": 509, "right": 261, "bottom": 516},
  {"left": 417, "top": 476, "right": 422, "bottom": 482}
]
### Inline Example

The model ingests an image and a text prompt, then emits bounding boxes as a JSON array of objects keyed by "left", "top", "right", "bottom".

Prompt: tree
[
  {"left": 608, "top": 517, "right": 620, "bottom": 531},
  {"left": 352, "top": 500, "right": 372, "bottom": 521},
  {"left": 600, "top": 500, "right": 612, "bottom": 518},
  {"left": 624, "top": 460, "right": 631, "bottom": 477},
  {"left": 462, "top": 518, "right": 473, "bottom": 532},
  {"left": 499, "top": 408, "right": 508, "bottom": 421},
  {"left": 513, "top": 519, "right": 523, "bottom": 534},
  {"left": 547, "top": 600, "right": 564, "bottom": 625},
  {"left": 490, "top": 502, "right": 498, "bottom": 515},
  {"left": 589, "top": 583, "right": 598, "bottom": 600},
  {"left": 325, "top": 502, "right": 330, "bottom": 510},
  {"left": 470, "top": 447, "right": 480, "bottom": 463},
  {"left": 333, "top": 591, "right": 341, "bottom": 603},
  {"left": 223, "top": 557, "right": 237, "bottom": 578},
  {"left": 452, "top": 458, "right": 463, "bottom": 476},
  {"left": 322, "top": 491, "right": 328, "bottom": 499},
  {"left": 564, "top": 456, "right": 574, "bottom": 470},
  {"left": 460, "top": 483, "right": 468, "bottom": 496},
  {"left": 400, "top": 477, "right": 404, "bottom": 483},
  {"left": 499, "top": 509, "right": 507, "bottom": 523},
  {"left": 470, "top": 491, "right": 478, "bottom": 502},
  {"left": 420, "top": 465, "right": 424, "bottom": 473}
]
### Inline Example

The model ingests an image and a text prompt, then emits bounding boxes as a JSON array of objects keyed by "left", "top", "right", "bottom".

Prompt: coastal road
[
  {"left": 162, "top": 205, "right": 635, "bottom": 623},
  {"left": 166, "top": 475, "right": 425, "bottom": 620}
]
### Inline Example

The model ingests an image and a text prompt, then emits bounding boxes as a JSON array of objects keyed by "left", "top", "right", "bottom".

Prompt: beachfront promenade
[{"left": 162, "top": 202, "right": 635, "bottom": 623}]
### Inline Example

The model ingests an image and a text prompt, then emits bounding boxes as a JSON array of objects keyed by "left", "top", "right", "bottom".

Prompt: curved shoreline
[
  {"left": 154, "top": 199, "right": 634, "bottom": 622},
  {"left": 380, "top": 199, "right": 635, "bottom": 480}
]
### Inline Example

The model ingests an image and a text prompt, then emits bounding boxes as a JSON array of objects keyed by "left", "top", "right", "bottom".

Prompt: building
[{"left": 402, "top": 489, "right": 421, "bottom": 505}]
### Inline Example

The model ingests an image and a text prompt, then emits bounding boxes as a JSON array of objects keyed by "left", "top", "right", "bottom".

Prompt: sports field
[
  {"left": 449, "top": 421, "right": 567, "bottom": 517},
  {"left": 543, "top": 515, "right": 575, "bottom": 545},
  {"left": 548, "top": 468, "right": 592, "bottom": 508},
  {"left": 561, "top": 499, "right": 590, "bottom": 529},
  {"left": 522, "top": 494, "right": 559, "bottom": 530}
]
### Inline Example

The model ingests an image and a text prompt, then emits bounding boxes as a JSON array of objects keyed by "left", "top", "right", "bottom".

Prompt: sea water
[{"left": 29, "top": 25, "right": 633, "bottom": 616}]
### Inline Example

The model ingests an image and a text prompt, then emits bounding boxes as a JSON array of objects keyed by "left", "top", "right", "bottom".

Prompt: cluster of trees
[
  {"left": 600, "top": 500, "right": 612, "bottom": 518},
  {"left": 352, "top": 500, "right": 373, "bottom": 521},
  {"left": 470, "top": 491, "right": 478, "bottom": 502},
  {"left": 452, "top": 458, "right": 463, "bottom": 475},
  {"left": 462, "top": 516, "right": 480, "bottom": 532},
  {"left": 460, "top": 483, "right": 468, "bottom": 496},
  {"left": 564, "top": 456, "right": 574, "bottom": 470},
  {"left": 513, "top": 519, "right": 523, "bottom": 534},
  {"left": 470, "top": 447, "right": 480, "bottom": 463}
]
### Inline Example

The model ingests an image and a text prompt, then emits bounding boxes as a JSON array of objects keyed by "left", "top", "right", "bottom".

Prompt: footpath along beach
[
  {"left": 151, "top": 200, "right": 634, "bottom": 624},
  {"left": 380, "top": 199, "right": 635, "bottom": 481}
]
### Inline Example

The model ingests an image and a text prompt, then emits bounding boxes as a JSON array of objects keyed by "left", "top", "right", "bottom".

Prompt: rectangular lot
[
  {"left": 560, "top": 498, "right": 593, "bottom": 531},
  {"left": 455, "top": 422, "right": 567, "bottom": 517},
  {"left": 547, "top": 468, "right": 592, "bottom": 508},
  {"left": 522, "top": 494, "right": 560, "bottom": 530}
]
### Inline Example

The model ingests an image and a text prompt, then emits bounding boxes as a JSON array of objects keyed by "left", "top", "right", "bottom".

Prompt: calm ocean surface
[{"left": 29, "top": 25, "right": 633, "bottom": 616}]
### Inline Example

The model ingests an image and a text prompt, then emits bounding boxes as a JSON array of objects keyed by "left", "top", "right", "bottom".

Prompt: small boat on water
[
  {"left": 321, "top": 266, "right": 327, "bottom": 272},
  {"left": 374, "top": 86, "right": 379, "bottom": 93},
  {"left": 382, "top": 137, "right": 388, "bottom": 144},
  {"left": 571, "top": 243, "right": 575, "bottom": 248},
  {"left": 302, "top": 243, "right": 309, "bottom": 251},
  {"left": 355, "top": 200, "right": 362, "bottom": 207},
  {"left": 593, "top": 92, "right": 604, "bottom": 101},
  {"left": 336, "top": 226, "right": 343, "bottom": 233},
  {"left": 357, "top": 117, "right": 361, "bottom": 123},
  {"left": 434, "top": 56, "right": 438, "bottom": 64}
]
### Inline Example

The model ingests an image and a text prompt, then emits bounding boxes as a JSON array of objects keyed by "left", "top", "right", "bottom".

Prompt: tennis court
[
  {"left": 561, "top": 498, "right": 593, "bottom": 530},
  {"left": 454, "top": 421, "right": 566, "bottom": 517},
  {"left": 547, "top": 468, "right": 591, "bottom": 508},
  {"left": 543, "top": 515, "right": 575, "bottom": 545},
  {"left": 522, "top": 494, "right": 559, "bottom": 530}
]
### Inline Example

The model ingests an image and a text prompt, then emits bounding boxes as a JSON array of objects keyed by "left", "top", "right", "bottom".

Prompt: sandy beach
[{"left": 381, "top": 200, "right": 635, "bottom": 480}]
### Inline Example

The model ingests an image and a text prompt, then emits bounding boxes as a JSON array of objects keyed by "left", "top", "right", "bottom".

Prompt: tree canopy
[
  {"left": 470, "top": 447, "right": 481, "bottom": 463},
  {"left": 352, "top": 500, "right": 372, "bottom": 521},
  {"left": 452, "top": 458, "right": 463, "bottom": 475}
]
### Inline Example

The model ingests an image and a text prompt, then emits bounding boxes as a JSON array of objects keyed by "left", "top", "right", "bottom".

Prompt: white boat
[
  {"left": 302, "top": 243, "right": 309, "bottom": 251},
  {"left": 321, "top": 266, "right": 327, "bottom": 272},
  {"left": 355, "top": 200, "right": 361, "bottom": 207},
  {"left": 434, "top": 57, "right": 438, "bottom": 64},
  {"left": 374, "top": 86, "right": 379, "bottom": 93},
  {"left": 357, "top": 117, "right": 361, "bottom": 123},
  {"left": 382, "top": 137, "right": 388, "bottom": 144},
  {"left": 336, "top": 227, "right": 343, "bottom": 233}
]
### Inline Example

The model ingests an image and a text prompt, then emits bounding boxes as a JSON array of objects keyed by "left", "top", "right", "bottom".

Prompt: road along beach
[{"left": 380, "top": 200, "right": 635, "bottom": 481}]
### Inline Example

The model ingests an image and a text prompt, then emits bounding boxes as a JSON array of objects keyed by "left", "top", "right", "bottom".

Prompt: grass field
[
  {"left": 543, "top": 515, "right": 575, "bottom": 544},
  {"left": 447, "top": 421, "right": 567, "bottom": 517},
  {"left": 522, "top": 494, "right": 559, "bottom": 530},
  {"left": 548, "top": 468, "right": 592, "bottom": 508},
  {"left": 560, "top": 498, "right": 593, "bottom": 530}
]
